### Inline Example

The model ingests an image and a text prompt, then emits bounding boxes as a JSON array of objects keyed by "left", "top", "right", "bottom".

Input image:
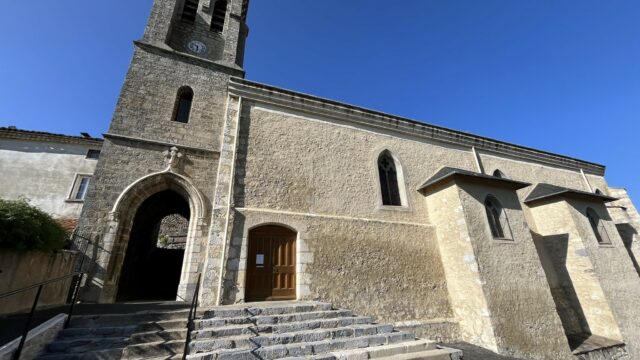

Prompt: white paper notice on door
[{"left": 256, "top": 254, "right": 265, "bottom": 266}]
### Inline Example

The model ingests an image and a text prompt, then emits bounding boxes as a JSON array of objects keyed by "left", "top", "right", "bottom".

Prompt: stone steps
[
  {"left": 122, "top": 339, "right": 185, "bottom": 359},
  {"left": 200, "top": 302, "right": 333, "bottom": 318},
  {"left": 68, "top": 309, "right": 190, "bottom": 327},
  {"left": 192, "top": 324, "right": 255, "bottom": 339},
  {"left": 36, "top": 307, "right": 190, "bottom": 360},
  {"left": 36, "top": 348, "right": 125, "bottom": 360},
  {"left": 185, "top": 301, "right": 462, "bottom": 360},
  {"left": 262, "top": 316, "right": 374, "bottom": 334},
  {"left": 35, "top": 301, "right": 462, "bottom": 360},
  {"left": 250, "top": 324, "right": 394, "bottom": 347},
  {"left": 44, "top": 336, "right": 130, "bottom": 353},
  {"left": 384, "top": 347, "right": 464, "bottom": 360},
  {"left": 252, "top": 310, "right": 354, "bottom": 325},
  {"left": 190, "top": 335, "right": 254, "bottom": 353},
  {"left": 332, "top": 340, "right": 462, "bottom": 360},
  {"left": 252, "top": 332, "right": 417, "bottom": 359}
]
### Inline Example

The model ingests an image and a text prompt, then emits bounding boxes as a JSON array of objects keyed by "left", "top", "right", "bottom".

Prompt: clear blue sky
[{"left": 1, "top": 1, "right": 638, "bottom": 200}]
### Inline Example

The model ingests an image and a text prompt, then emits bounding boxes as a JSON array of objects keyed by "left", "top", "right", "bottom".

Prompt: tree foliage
[{"left": 0, "top": 199, "right": 68, "bottom": 252}]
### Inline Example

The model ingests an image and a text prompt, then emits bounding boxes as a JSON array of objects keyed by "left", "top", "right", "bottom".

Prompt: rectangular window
[
  {"left": 86, "top": 149, "right": 101, "bottom": 159},
  {"left": 70, "top": 175, "right": 92, "bottom": 201}
]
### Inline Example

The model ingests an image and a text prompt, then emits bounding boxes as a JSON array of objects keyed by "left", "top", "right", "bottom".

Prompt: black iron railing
[
  {"left": 67, "top": 232, "right": 93, "bottom": 273},
  {"left": 0, "top": 272, "right": 85, "bottom": 360},
  {"left": 182, "top": 273, "right": 202, "bottom": 360}
]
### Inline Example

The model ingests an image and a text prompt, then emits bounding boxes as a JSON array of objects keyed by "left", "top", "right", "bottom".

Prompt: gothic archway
[{"left": 99, "top": 171, "right": 208, "bottom": 303}]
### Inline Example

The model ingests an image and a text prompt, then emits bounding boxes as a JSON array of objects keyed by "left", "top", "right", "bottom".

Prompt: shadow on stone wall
[
  {"left": 616, "top": 223, "right": 640, "bottom": 277},
  {"left": 531, "top": 232, "right": 592, "bottom": 349}
]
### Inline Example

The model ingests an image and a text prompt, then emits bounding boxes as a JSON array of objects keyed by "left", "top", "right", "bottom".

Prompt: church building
[{"left": 76, "top": 0, "right": 640, "bottom": 359}]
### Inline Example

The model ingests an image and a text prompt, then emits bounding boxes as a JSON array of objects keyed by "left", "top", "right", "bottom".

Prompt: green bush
[{"left": 0, "top": 199, "right": 68, "bottom": 252}]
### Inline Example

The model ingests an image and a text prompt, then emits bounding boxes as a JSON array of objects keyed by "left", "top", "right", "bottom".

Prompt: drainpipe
[
  {"left": 580, "top": 169, "right": 593, "bottom": 192},
  {"left": 471, "top": 146, "right": 485, "bottom": 174}
]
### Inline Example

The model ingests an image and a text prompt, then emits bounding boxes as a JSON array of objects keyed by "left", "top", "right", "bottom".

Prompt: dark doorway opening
[{"left": 116, "top": 190, "right": 190, "bottom": 302}]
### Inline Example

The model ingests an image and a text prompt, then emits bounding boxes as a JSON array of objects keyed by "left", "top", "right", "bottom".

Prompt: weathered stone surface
[
  {"left": 71, "top": 0, "right": 640, "bottom": 359},
  {"left": 187, "top": 301, "right": 457, "bottom": 360}
]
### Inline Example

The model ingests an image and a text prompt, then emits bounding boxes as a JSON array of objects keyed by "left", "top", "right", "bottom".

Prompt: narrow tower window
[
  {"left": 181, "top": 0, "right": 200, "bottom": 23},
  {"left": 173, "top": 87, "right": 194, "bottom": 123},
  {"left": 211, "top": 0, "right": 228, "bottom": 32},
  {"left": 485, "top": 195, "right": 512, "bottom": 239},
  {"left": 587, "top": 208, "right": 611, "bottom": 244},
  {"left": 378, "top": 151, "right": 402, "bottom": 206}
]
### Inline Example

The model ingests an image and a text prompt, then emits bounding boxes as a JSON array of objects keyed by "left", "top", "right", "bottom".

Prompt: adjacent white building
[{"left": 0, "top": 127, "right": 103, "bottom": 230}]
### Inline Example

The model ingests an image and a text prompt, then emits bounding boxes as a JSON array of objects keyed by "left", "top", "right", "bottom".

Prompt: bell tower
[
  {"left": 143, "top": 0, "right": 249, "bottom": 69},
  {"left": 76, "top": 0, "right": 251, "bottom": 303}
]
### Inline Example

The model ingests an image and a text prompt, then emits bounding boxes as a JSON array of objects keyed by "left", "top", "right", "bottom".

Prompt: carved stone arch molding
[{"left": 99, "top": 170, "right": 209, "bottom": 303}]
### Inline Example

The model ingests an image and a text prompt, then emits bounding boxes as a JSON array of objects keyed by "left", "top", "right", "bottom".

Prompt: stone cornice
[
  {"left": 103, "top": 133, "right": 219, "bottom": 156},
  {"left": 228, "top": 78, "right": 606, "bottom": 176},
  {"left": 134, "top": 41, "right": 245, "bottom": 77}
]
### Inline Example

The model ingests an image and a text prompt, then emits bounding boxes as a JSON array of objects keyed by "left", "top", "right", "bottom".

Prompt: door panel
[{"left": 246, "top": 225, "right": 296, "bottom": 301}]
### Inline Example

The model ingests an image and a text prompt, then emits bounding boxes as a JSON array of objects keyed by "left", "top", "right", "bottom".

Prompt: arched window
[
  {"left": 493, "top": 169, "right": 506, "bottom": 179},
  {"left": 377, "top": 151, "right": 402, "bottom": 206},
  {"left": 587, "top": 207, "right": 611, "bottom": 244},
  {"left": 181, "top": 0, "right": 199, "bottom": 23},
  {"left": 594, "top": 189, "right": 603, "bottom": 195},
  {"left": 485, "top": 196, "right": 512, "bottom": 239},
  {"left": 211, "top": 0, "right": 228, "bottom": 32},
  {"left": 172, "top": 87, "right": 193, "bottom": 123}
]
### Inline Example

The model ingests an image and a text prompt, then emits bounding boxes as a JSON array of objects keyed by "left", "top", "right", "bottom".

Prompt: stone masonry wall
[
  {"left": 107, "top": 45, "right": 231, "bottom": 151},
  {"left": 457, "top": 183, "right": 571, "bottom": 359},
  {"left": 424, "top": 182, "right": 498, "bottom": 351},
  {"left": 568, "top": 199, "right": 640, "bottom": 358},
  {"left": 224, "top": 209, "right": 452, "bottom": 324},
  {"left": 529, "top": 200, "right": 623, "bottom": 340},
  {"left": 77, "top": 137, "right": 217, "bottom": 302}
]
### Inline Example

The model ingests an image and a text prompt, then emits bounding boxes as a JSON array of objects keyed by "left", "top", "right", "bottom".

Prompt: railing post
[
  {"left": 65, "top": 273, "right": 84, "bottom": 329},
  {"left": 182, "top": 273, "right": 202, "bottom": 360},
  {"left": 14, "top": 285, "right": 43, "bottom": 360}
]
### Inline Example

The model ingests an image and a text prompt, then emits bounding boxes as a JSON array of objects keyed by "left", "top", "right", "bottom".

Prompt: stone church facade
[{"left": 76, "top": 0, "right": 640, "bottom": 359}]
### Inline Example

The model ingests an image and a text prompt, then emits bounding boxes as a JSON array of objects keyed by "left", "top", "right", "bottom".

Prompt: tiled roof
[
  {"left": 524, "top": 183, "right": 617, "bottom": 205},
  {"left": 418, "top": 167, "right": 531, "bottom": 193},
  {"left": 0, "top": 127, "right": 103, "bottom": 146}
]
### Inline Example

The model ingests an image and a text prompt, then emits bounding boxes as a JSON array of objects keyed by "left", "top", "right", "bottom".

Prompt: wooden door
[{"left": 246, "top": 225, "right": 296, "bottom": 301}]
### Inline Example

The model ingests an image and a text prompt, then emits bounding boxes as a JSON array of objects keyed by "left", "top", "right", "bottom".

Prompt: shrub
[{"left": 0, "top": 199, "right": 68, "bottom": 252}]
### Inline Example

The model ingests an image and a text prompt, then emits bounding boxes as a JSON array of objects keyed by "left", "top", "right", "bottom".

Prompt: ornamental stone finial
[{"left": 163, "top": 146, "right": 184, "bottom": 172}]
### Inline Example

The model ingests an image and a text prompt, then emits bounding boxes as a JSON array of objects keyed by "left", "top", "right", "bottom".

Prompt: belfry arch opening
[{"left": 116, "top": 190, "right": 190, "bottom": 302}]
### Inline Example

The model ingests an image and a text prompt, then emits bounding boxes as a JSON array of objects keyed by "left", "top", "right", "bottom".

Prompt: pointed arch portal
[{"left": 100, "top": 171, "right": 207, "bottom": 303}]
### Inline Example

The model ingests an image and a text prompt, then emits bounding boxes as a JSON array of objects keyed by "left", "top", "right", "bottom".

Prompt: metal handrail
[
  {"left": 182, "top": 273, "right": 202, "bottom": 360},
  {"left": 68, "top": 233, "right": 93, "bottom": 273},
  {"left": 0, "top": 273, "right": 81, "bottom": 299},
  {"left": 0, "top": 272, "right": 85, "bottom": 360}
]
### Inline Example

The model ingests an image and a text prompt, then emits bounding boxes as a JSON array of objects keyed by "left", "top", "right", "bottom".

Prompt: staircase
[
  {"left": 37, "top": 308, "right": 189, "bottom": 359},
  {"left": 188, "top": 301, "right": 462, "bottom": 360},
  {"left": 36, "top": 301, "right": 462, "bottom": 359}
]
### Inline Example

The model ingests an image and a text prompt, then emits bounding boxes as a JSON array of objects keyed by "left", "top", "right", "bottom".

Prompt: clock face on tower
[{"left": 187, "top": 40, "right": 207, "bottom": 55}]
